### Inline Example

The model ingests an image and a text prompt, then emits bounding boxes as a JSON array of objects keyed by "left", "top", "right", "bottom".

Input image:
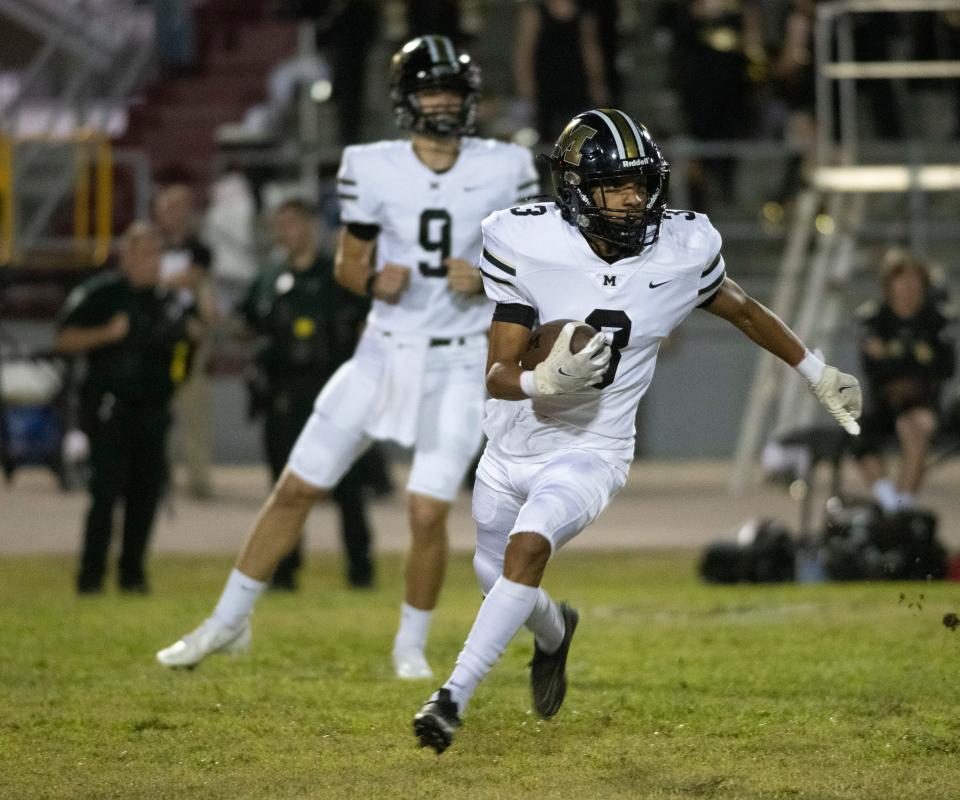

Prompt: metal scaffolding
[
  {"left": 731, "top": 0, "right": 960, "bottom": 492},
  {"left": 0, "top": 0, "right": 153, "bottom": 267}
]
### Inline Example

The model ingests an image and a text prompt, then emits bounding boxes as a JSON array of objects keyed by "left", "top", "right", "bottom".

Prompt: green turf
[{"left": 1, "top": 551, "right": 958, "bottom": 800}]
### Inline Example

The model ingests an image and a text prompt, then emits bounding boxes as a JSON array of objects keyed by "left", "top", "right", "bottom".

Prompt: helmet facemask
[
  {"left": 559, "top": 167, "right": 669, "bottom": 256},
  {"left": 405, "top": 81, "right": 476, "bottom": 138}
]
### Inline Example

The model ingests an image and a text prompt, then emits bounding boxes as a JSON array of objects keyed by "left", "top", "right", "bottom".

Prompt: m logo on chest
[{"left": 592, "top": 271, "right": 632, "bottom": 290}]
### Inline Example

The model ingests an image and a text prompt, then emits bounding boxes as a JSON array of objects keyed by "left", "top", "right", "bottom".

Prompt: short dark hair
[{"left": 274, "top": 197, "right": 317, "bottom": 218}]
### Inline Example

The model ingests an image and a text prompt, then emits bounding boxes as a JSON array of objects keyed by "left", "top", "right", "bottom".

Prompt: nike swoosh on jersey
[{"left": 648, "top": 279, "right": 672, "bottom": 288}]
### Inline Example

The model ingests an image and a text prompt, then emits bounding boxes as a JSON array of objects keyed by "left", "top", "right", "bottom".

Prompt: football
[{"left": 520, "top": 319, "right": 600, "bottom": 370}]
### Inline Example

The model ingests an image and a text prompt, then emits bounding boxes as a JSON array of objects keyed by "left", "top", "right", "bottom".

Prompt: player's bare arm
[
  {"left": 486, "top": 320, "right": 533, "bottom": 400},
  {"left": 702, "top": 276, "right": 805, "bottom": 366},
  {"left": 705, "top": 276, "right": 863, "bottom": 433},
  {"left": 334, "top": 227, "right": 410, "bottom": 304}
]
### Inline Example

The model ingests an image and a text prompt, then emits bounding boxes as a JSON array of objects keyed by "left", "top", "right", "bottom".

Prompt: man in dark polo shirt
[
  {"left": 240, "top": 198, "right": 376, "bottom": 589},
  {"left": 56, "top": 221, "right": 198, "bottom": 594}
]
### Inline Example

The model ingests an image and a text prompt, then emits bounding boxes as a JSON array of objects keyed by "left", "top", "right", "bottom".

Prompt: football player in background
[
  {"left": 413, "top": 109, "right": 862, "bottom": 752},
  {"left": 157, "top": 35, "right": 538, "bottom": 678}
]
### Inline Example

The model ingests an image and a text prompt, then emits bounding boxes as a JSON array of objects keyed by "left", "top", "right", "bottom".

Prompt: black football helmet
[
  {"left": 547, "top": 109, "right": 670, "bottom": 256},
  {"left": 389, "top": 35, "right": 480, "bottom": 139}
]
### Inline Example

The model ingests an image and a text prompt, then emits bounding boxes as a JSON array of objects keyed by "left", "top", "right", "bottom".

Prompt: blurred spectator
[
  {"left": 514, "top": 0, "right": 609, "bottom": 144},
  {"left": 852, "top": 249, "right": 956, "bottom": 512},
  {"left": 154, "top": 184, "right": 215, "bottom": 499},
  {"left": 239, "top": 198, "right": 376, "bottom": 589},
  {"left": 584, "top": 0, "right": 621, "bottom": 106},
  {"left": 913, "top": 10, "right": 960, "bottom": 136},
  {"left": 56, "top": 222, "right": 199, "bottom": 594},
  {"left": 768, "top": 0, "right": 910, "bottom": 204},
  {"left": 315, "top": 0, "right": 381, "bottom": 145},
  {"left": 234, "top": 51, "right": 331, "bottom": 143},
  {"left": 768, "top": 0, "right": 816, "bottom": 204},
  {"left": 274, "top": 1, "right": 380, "bottom": 144},
  {"left": 947, "top": 12, "right": 960, "bottom": 136},
  {"left": 853, "top": 13, "right": 902, "bottom": 140},
  {"left": 203, "top": 170, "right": 259, "bottom": 312},
  {"left": 153, "top": 0, "right": 198, "bottom": 75},
  {"left": 660, "top": 0, "right": 764, "bottom": 211}
]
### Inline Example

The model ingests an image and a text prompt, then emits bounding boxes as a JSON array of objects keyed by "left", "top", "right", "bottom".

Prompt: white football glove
[
  {"left": 807, "top": 365, "right": 863, "bottom": 435},
  {"left": 533, "top": 322, "right": 611, "bottom": 396}
]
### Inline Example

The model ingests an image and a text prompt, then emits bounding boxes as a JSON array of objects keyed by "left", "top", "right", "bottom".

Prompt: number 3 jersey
[
  {"left": 337, "top": 138, "right": 538, "bottom": 338},
  {"left": 479, "top": 202, "right": 727, "bottom": 463}
]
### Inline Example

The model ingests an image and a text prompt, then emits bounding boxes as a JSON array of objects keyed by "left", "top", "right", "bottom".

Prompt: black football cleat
[
  {"left": 530, "top": 602, "right": 579, "bottom": 719},
  {"left": 413, "top": 688, "right": 462, "bottom": 754}
]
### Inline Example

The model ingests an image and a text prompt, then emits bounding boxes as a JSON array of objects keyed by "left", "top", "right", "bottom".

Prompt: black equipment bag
[
  {"left": 700, "top": 519, "right": 796, "bottom": 584},
  {"left": 822, "top": 499, "right": 947, "bottom": 580}
]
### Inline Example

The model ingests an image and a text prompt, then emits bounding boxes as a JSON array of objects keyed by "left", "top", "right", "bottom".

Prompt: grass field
[{"left": 1, "top": 551, "right": 959, "bottom": 800}]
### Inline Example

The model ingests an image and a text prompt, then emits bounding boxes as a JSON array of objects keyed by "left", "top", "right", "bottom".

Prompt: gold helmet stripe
[
  {"left": 599, "top": 108, "right": 640, "bottom": 160},
  {"left": 614, "top": 109, "right": 646, "bottom": 158}
]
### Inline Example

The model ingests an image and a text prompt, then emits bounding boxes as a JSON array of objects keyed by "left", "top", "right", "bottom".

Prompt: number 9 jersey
[
  {"left": 479, "top": 202, "right": 727, "bottom": 466},
  {"left": 337, "top": 138, "right": 539, "bottom": 337}
]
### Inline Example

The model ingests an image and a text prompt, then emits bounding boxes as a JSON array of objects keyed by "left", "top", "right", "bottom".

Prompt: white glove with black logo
[
  {"left": 808, "top": 365, "right": 863, "bottom": 435},
  {"left": 533, "top": 323, "right": 611, "bottom": 396}
]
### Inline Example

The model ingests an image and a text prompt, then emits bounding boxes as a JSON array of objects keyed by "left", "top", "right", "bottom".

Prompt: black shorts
[{"left": 851, "top": 401, "right": 939, "bottom": 458}]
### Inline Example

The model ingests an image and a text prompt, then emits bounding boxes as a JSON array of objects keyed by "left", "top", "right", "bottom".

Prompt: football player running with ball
[
  {"left": 157, "top": 36, "right": 538, "bottom": 679},
  {"left": 413, "top": 109, "right": 862, "bottom": 752}
]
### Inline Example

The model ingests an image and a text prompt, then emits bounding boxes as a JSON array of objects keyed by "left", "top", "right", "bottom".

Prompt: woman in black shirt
[{"left": 853, "top": 249, "right": 955, "bottom": 511}]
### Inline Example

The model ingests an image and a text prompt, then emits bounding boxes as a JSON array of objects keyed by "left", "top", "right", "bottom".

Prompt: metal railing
[
  {"left": 815, "top": 0, "right": 960, "bottom": 169},
  {"left": 0, "top": 0, "right": 154, "bottom": 266},
  {"left": 0, "top": 135, "right": 12, "bottom": 264},
  {"left": 0, "top": 134, "right": 152, "bottom": 268},
  {"left": 731, "top": 0, "right": 960, "bottom": 491}
]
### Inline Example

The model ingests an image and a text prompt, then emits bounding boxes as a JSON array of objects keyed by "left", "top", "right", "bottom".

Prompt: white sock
[
  {"left": 872, "top": 479, "right": 899, "bottom": 512},
  {"left": 526, "top": 589, "right": 565, "bottom": 654},
  {"left": 394, "top": 603, "right": 433, "bottom": 653},
  {"left": 211, "top": 568, "right": 266, "bottom": 628},
  {"left": 443, "top": 576, "right": 539, "bottom": 714}
]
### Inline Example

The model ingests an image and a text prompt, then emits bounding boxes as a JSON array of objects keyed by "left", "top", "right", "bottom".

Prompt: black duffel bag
[
  {"left": 700, "top": 519, "right": 797, "bottom": 584},
  {"left": 822, "top": 499, "right": 947, "bottom": 580}
]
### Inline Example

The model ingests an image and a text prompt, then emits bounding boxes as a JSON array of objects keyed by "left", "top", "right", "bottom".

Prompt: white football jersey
[
  {"left": 479, "top": 202, "right": 726, "bottom": 461},
  {"left": 337, "top": 137, "right": 539, "bottom": 337}
]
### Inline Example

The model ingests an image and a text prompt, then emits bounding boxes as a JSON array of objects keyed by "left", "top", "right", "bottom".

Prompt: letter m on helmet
[{"left": 560, "top": 124, "right": 598, "bottom": 167}]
